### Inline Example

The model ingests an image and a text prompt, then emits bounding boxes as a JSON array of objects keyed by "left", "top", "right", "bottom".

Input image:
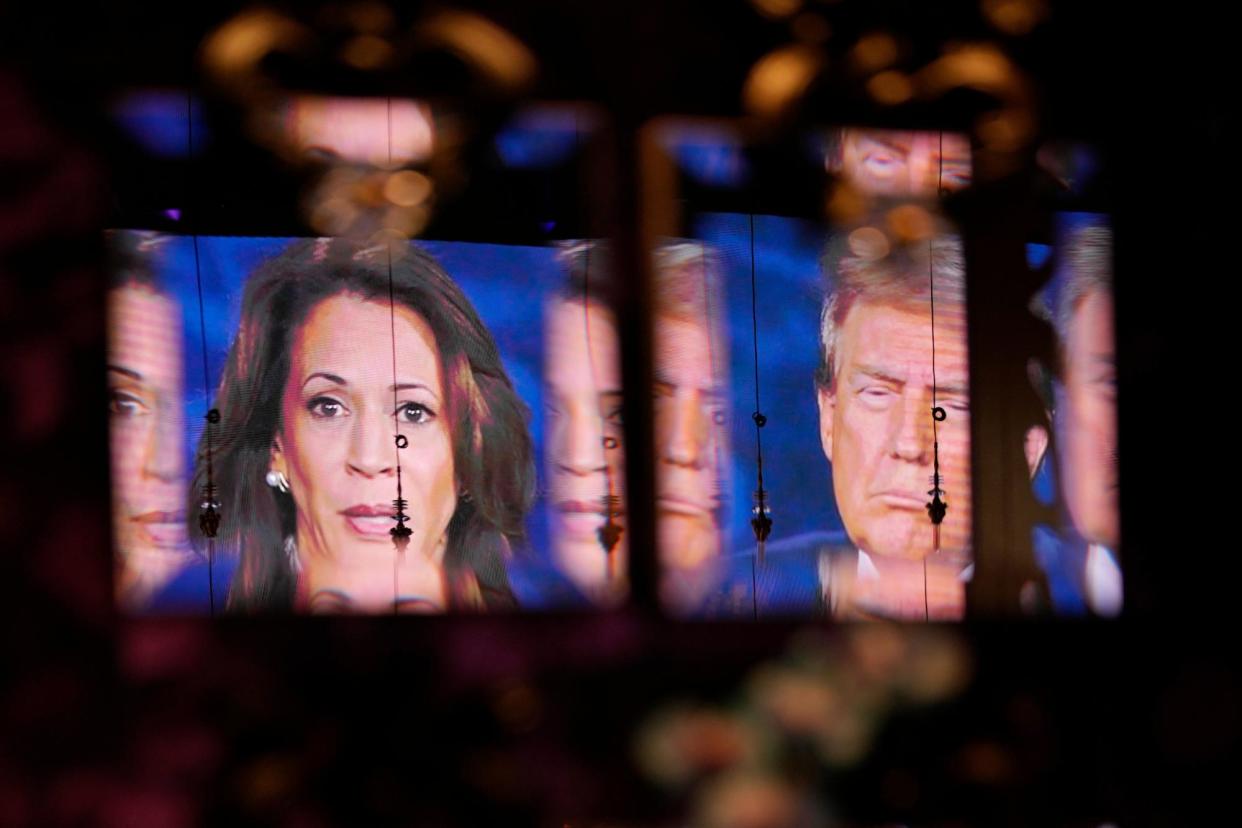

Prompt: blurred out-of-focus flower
[
  {"left": 893, "top": 627, "right": 973, "bottom": 704},
  {"left": 634, "top": 705, "right": 771, "bottom": 789},
  {"left": 747, "top": 664, "right": 846, "bottom": 740},
  {"left": 694, "top": 770, "right": 821, "bottom": 828}
]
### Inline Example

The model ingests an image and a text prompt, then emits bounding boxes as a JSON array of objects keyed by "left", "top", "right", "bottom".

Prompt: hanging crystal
[
  {"left": 198, "top": 408, "right": 222, "bottom": 538},
  {"left": 391, "top": 460, "right": 413, "bottom": 552},
  {"left": 926, "top": 406, "right": 948, "bottom": 529},
  {"left": 597, "top": 490, "right": 624, "bottom": 555}
]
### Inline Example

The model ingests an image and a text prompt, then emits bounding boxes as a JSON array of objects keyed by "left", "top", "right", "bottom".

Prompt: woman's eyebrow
[
  {"left": 391, "top": 382, "right": 439, "bottom": 400},
  {"left": 302, "top": 371, "right": 347, "bottom": 389},
  {"left": 108, "top": 364, "right": 143, "bottom": 381}
]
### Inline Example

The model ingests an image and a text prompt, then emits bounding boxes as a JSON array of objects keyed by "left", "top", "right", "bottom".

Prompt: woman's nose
[
  {"left": 558, "top": 404, "right": 606, "bottom": 475},
  {"left": 143, "top": 401, "right": 183, "bottom": 482},
  {"left": 348, "top": 414, "right": 397, "bottom": 477}
]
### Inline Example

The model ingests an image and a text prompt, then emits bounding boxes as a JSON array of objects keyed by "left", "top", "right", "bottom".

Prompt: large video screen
[
  {"left": 108, "top": 232, "right": 625, "bottom": 614},
  {"left": 654, "top": 215, "right": 973, "bottom": 619},
  {"left": 1029, "top": 213, "right": 1121, "bottom": 616},
  {"left": 653, "top": 121, "right": 980, "bottom": 619}
]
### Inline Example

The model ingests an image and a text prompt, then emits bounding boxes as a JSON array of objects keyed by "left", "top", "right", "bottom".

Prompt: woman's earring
[
  {"left": 266, "top": 470, "right": 290, "bottom": 493},
  {"left": 459, "top": 488, "right": 472, "bottom": 502},
  {"left": 284, "top": 535, "right": 302, "bottom": 574}
]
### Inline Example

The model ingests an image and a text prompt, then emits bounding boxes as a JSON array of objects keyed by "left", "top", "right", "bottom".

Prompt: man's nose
[
  {"left": 143, "top": 401, "right": 183, "bottom": 482},
  {"left": 890, "top": 393, "right": 932, "bottom": 464},
  {"left": 348, "top": 413, "right": 396, "bottom": 477},
  {"left": 558, "top": 404, "right": 606, "bottom": 475},
  {"left": 908, "top": 149, "right": 936, "bottom": 195},
  {"left": 662, "top": 392, "right": 705, "bottom": 468}
]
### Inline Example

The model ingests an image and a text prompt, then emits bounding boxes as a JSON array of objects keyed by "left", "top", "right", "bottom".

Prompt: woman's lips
[
  {"left": 341, "top": 504, "right": 398, "bottom": 538},
  {"left": 554, "top": 499, "right": 617, "bottom": 541},
  {"left": 131, "top": 511, "right": 189, "bottom": 549}
]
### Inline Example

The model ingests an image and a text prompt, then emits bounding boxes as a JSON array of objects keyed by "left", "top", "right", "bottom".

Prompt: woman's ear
[{"left": 270, "top": 433, "right": 288, "bottom": 478}]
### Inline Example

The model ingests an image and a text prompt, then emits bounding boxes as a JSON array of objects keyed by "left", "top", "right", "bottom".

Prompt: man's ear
[
  {"left": 817, "top": 385, "right": 836, "bottom": 462},
  {"left": 1024, "top": 425, "right": 1049, "bottom": 480}
]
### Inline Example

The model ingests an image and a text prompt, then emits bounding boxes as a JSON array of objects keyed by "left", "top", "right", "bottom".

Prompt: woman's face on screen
[
  {"left": 108, "top": 285, "right": 188, "bottom": 551},
  {"left": 273, "top": 292, "right": 458, "bottom": 611}
]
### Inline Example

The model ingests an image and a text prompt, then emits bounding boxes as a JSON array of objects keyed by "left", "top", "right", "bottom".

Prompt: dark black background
[{"left": 0, "top": 1, "right": 1231, "bottom": 824}]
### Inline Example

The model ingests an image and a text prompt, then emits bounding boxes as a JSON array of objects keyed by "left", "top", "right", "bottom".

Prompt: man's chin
[
  {"left": 853, "top": 525, "right": 937, "bottom": 562},
  {"left": 869, "top": 545, "right": 934, "bottom": 562}
]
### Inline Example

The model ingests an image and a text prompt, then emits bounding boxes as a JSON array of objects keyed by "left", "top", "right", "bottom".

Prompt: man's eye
[
  {"left": 942, "top": 167, "right": 972, "bottom": 187},
  {"left": 944, "top": 399, "right": 970, "bottom": 415},
  {"left": 602, "top": 405, "right": 624, "bottom": 426},
  {"left": 307, "top": 396, "right": 346, "bottom": 418},
  {"left": 711, "top": 409, "right": 727, "bottom": 426},
  {"left": 399, "top": 402, "right": 435, "bottom": 424},
  {"left": 109, "top": 390, "right": 149, "bottom": 418},
  {"left": 864, "top": 152, "right": 901, "bottom": 172},
  {"left": 860, "top": 386, "right": 895, "bottom": 401}
]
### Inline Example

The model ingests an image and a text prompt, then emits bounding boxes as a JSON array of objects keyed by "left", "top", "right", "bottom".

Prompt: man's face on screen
[
  {"left": 655, "top": 312, "right": 725, "bottom": 569},
  {"left": 545, "top": 297, "right": 626, "bottom": 597},
  {"left": 836, "top": 129, "right": 972, "bottom": 197},
  {"left": 818, "top": 299, "right": 972, "bottom": 561},
  {"left": 1057, "top": 287, "right": 1119, "bottom": 549}
]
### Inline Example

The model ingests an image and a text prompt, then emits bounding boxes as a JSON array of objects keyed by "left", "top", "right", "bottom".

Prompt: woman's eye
[
  {"left": 399, "top": 402, "right": 435, "bottom": 424},
  {"left": 307, "top": 396, "right": 346, "bottom": 418},
  {"left": 109, "top": 389, "right": 149, "bottom": 418}
]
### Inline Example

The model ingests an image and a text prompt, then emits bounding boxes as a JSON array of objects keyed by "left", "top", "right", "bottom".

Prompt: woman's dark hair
[{"left": 189, "top": 238, "right": 535, "bottom": 611}]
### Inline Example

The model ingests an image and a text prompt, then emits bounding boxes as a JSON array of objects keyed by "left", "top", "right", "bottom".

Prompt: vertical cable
[
  {"left": 924, "top": 130, "right": 948, "bottom": 621},
  {"left": 572, "top": 114, "right": 622, "bottom": 577},
  {"left": 748, "top": 215, "right": 772, "bottom": 567},
  {"left": 581, "top": 240, "right": 622, "bottom": 575},
  {"left": 187, "top": 88, "right": 218, "bottom": 616},
  {"left": 384, "top": 96, "right": 411, "bottom": 614},
  {"left": 749, "top": 215, "right": 763, "bottom": 478}
]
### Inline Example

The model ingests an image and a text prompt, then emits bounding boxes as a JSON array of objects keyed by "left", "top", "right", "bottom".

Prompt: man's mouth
[
  {"left": 875, "top": 490, "right": 927, "bottom": 511},
  {"left": 657, "top": 492, "right": 715, "bottom": 517}
]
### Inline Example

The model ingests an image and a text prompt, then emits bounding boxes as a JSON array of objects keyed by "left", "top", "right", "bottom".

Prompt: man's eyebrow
[
  {"left": 302, "top": 371, "right": 347, "bottom": 389},
  {"left": 654, "top": 374, "right": 725, "bottom": 399},
  {"left": 934, "top": 382, "right": 970, "bottom": 397},
  {"left": 853, "top": 365, "right": 906, "bottom": 385},
  {"left": 861, "top": 135, "right": 911, "bottom": 154},
  {"left": 107, "top": 364, "right": 143, "bottom": 382}
]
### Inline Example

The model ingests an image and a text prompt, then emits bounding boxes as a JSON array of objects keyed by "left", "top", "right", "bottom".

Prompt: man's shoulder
[{"left": 753, "top": 530, "right": 853, "bottom": 616}]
